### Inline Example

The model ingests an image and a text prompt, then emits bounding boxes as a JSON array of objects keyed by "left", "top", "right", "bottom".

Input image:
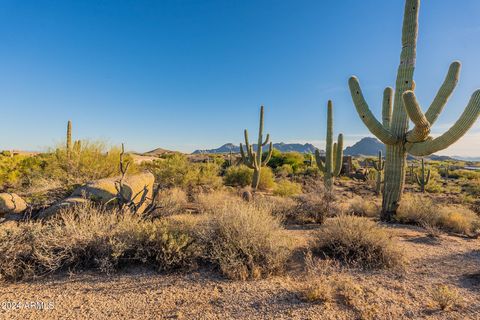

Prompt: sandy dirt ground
[{"left": 1, "top": 224, "right": 479, "bottom": 320}]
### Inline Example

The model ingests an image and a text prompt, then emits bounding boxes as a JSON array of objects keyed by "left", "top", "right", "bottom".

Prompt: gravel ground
[{"left": 1, "top": 225, "right": 479, "bottom": 320}]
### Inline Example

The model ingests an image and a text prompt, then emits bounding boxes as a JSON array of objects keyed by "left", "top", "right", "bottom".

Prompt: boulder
[
  {"left": 71, "top": 172, "right": 154, "bottom": 213},
  {"left": 0, "top": 193, "right": 27, "bottom": 216},
  {"left": 37, "top": 197, "right": 90, "bottom": 219}
]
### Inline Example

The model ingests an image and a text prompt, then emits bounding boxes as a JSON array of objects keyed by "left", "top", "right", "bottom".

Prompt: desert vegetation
[{"left": 1, "top": 0, "right": 479, "bottom": 319}]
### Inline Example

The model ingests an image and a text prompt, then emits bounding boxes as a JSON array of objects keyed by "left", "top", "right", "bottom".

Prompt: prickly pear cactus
[{"left": 349, "top": 0, "right": 480, "bottom": 220}]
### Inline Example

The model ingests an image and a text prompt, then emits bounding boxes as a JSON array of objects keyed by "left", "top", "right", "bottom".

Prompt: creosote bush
[
  {"left": 142, "top": 154, "right": 222, "bottom": 190},
  {"left": 312, "top": 215, "right": 404, "bottom": 269},
  {"left": 195, "top": 198, "right": 292, "bottom": 280},
  {"left": 0, "top": 203, "right": 199, "bottom": 281},
  {"left": 273, "top": 179, "right": 302, "bottom": 197},
  {"left": 223, "top": 165, "right": 275, "bottom": 191}
]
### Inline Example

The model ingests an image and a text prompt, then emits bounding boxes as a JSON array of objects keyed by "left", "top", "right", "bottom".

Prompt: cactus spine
[
  {"left": 66, "top": 120, "right": 72, "bottom": 157},
  {"left": 414, "top": 158, "right": 430, "bottom": 193},
  {"left": 371, "top": 150, "right": 385, "bottom": 195},
  {"left": 349, "top": 0, "right": 480, "bottom": 221},
  {"left": 315, "top": 100, "right": 344, "bottom": 190},
  {"left": 240, "top": 105, "right": 273, "bottom": 190}
]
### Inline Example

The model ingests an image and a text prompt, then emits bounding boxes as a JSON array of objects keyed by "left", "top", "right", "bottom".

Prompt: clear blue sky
[{"left": 1, "top": 0, "right": 480, "bottom": 155}]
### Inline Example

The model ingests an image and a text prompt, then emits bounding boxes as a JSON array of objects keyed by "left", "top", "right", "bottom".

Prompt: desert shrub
[
  {"left": 431, "top": 285, "right": 462, "bottom": 311},
  {"left": 346, "top": 196, "right": 379, "bottom": 217},
  {"left": 273, "top": 179, "right": 302, "bottom": 197},
  {"left": 290, "top": 186, "right": 339, "bottom": 224},
  {"left": 0, "top": 141, "right": 127, "bottom": 192},
  {"left": 149, "top": 187, "right": 188, "bottom": 217},
  {"left": 258, "top": 167, "right": 275, "bottom": 190},
  {"left": 312, "top": 215, "right": 404, "bottom": 269},
  {"left": 195, "top": 190, "right": 241, "bottom": 214},
  {"left": 275, "top": 164, "right": 293, "bottom": 178},
  {"left": 268, "top": 150, "right": 305, "bottom": 173},
  {"left": 254, "top": 195, "right": 297, "bottom": 219},
  {"left": 0, "top": 203, "right": 199, "bottom": 281},
  {"left": 143, "top": 154, "right": 222, "bottom": 189},
  {"left": 224, "top": 165, "right": 252, "bottom": 187},
  {"left": 302, "top": 166, "right": 321, "bottom": 177},
  {"left": 397, "top": 195, "right": 479, "bottom": 235},
  {"left": 196, "top": 199, "right": 292, "bottom": 280}
]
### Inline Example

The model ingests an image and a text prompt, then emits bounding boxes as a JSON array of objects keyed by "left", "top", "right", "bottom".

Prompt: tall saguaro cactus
[
  {"left": 315, "top": 100, "right": 344, "bottom": 190},
  {"left": 349, "top": 0, "right": 480, "bottom": 221},
  {"left": 371, "top": 150, "right": 385, "bottom": 195},
  {"left": 240, "top": 105, "right": 273, "bottom": 190},
  {"left": 66, "top": 120, "right": 72, "bottom": 158},
  {"left": 414, "top": 158, "right": 430, "bottom": 193}
]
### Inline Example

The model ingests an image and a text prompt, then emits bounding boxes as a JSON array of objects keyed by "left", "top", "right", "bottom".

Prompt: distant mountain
[
  {"left": 192, "top": 143, "right": 318, "bottom": 154},
  {"left": 451, "top": 156, "right": 480, "bottom": 162},
  {"left": 344, "top": 137, "right": 385, "bottom": 156},
  {"left": 143, "top": 147, "right": 180, "bottom": 157},
  {"left": 343, "top": 137, "right": 458, "bottom": 161}
]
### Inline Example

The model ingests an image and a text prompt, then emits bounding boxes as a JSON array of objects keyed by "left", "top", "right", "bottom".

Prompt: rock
[
  {"left": 0, "top": 193, "right": 27, "bottom": 216},
  {"left": 71, "top": 172, "right": 154, "bottom": 213},
  {"left": 37, "top": 197, "right": 90, "bottom": 219},
  {"left": 241, "top": 190, "right": 253, "bottom": 202}
]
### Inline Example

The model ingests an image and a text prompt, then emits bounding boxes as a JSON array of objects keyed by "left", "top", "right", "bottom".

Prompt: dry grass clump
[
  {"left": 344, "top": 196, "right": 379, "bottom": 217},
  {"left": 312, "top": 215, "right": 404, "bottom": 269},
  {"left": 290, "top": 189, "right": 339, "bottom": 224},
  {"left": 150, "top": 187, "right": 188, "bottom": 217},
  {"left": 430, "top": 285, "right": 462, "bottom": 311},
  {"left": 0, "top": 203, "right": 199, "bottom": 281},
  {"left": 195, "top": 190, "right": 241, "bottom": 214},
  {"left": 298, "top": 252, "right": 379, "bottom": 318},
  {"left": 196, "top": 199, "right": 292, "bottom": 280},
  {"left": 397, "top": 194, "right": 480, "bottom": 235}
]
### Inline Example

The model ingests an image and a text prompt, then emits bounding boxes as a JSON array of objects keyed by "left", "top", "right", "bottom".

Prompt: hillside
[{"left": 344, "top": 137, "right": 385, "bottom": 156}]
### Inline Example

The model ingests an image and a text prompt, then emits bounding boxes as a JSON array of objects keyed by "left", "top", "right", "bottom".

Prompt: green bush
[
  {"left": 0, "top": 141, "right": 127, "bottom": 191},
  {"left": 258, "top": 167, "right": 276, "bottom": 190},
  {"left": 273, "top": 179, "right": 302, "bottom": 197},
  {"left": 143, "top": 154, "right": 222, "bottom": 189},
  {"left": 275, "top": 164, "right": 293, "bottom": 178},
  {"left": 224, "top": 165, "right": 252, "bottom": 187},
  {"left": 268, "top": 150, "right": 306, "bottom": 173},
  {"left": 223, "top": 165, "right": 275, "bottom": 190}
]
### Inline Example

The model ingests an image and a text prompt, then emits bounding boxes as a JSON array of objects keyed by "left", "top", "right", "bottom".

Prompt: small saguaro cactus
[
  {"left": 348, "top": 0, "right": 480, "bottom": 221},
  {"left": 315, "top": 100, "right": 344, "bottom": 190},
  {"left": 408, "top": 163, "right": 416, "bottom": 184},
  {"left": 414, "top": 158, "right": 430, "bottom": 193},
  {"left": 240, "top": 105, "right": 273, "bottom": 190},
  {"left": 442, "top": 164, "right": 450, "bottom": 180},
  {"left": 73, "top": 140, "right": 82, "bottom": 154},
  {"left": 66, "top": 120, "right": 72, "bottom": 157},
  {"left": 371, "top": 150, "right": 385, "bottom": 195}
]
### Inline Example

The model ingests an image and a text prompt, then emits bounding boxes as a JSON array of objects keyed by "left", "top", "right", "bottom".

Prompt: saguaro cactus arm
[
  {"left": 333, "top": 134, "right": 343, "bottom": 177},
  {"left": 262, "top": 142, "right": 273, "bottom": 165},
  {"left": 348, "top": 77, "right": 398, "bottom": 145},
  {"left": 315, "top": 149, "right": 325, "bottom": 171},
  {"left": 425, "top": 61, "right": 461, "bottom": 125},
  {"left": 382, "top": 87, "right": 393, "bottom": 128},
  {"left": 406, "top": 90, "right": 480, "bottom": 156},
  {"left": 403, "top": 91, "right": 431, "bottom": 142}
]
